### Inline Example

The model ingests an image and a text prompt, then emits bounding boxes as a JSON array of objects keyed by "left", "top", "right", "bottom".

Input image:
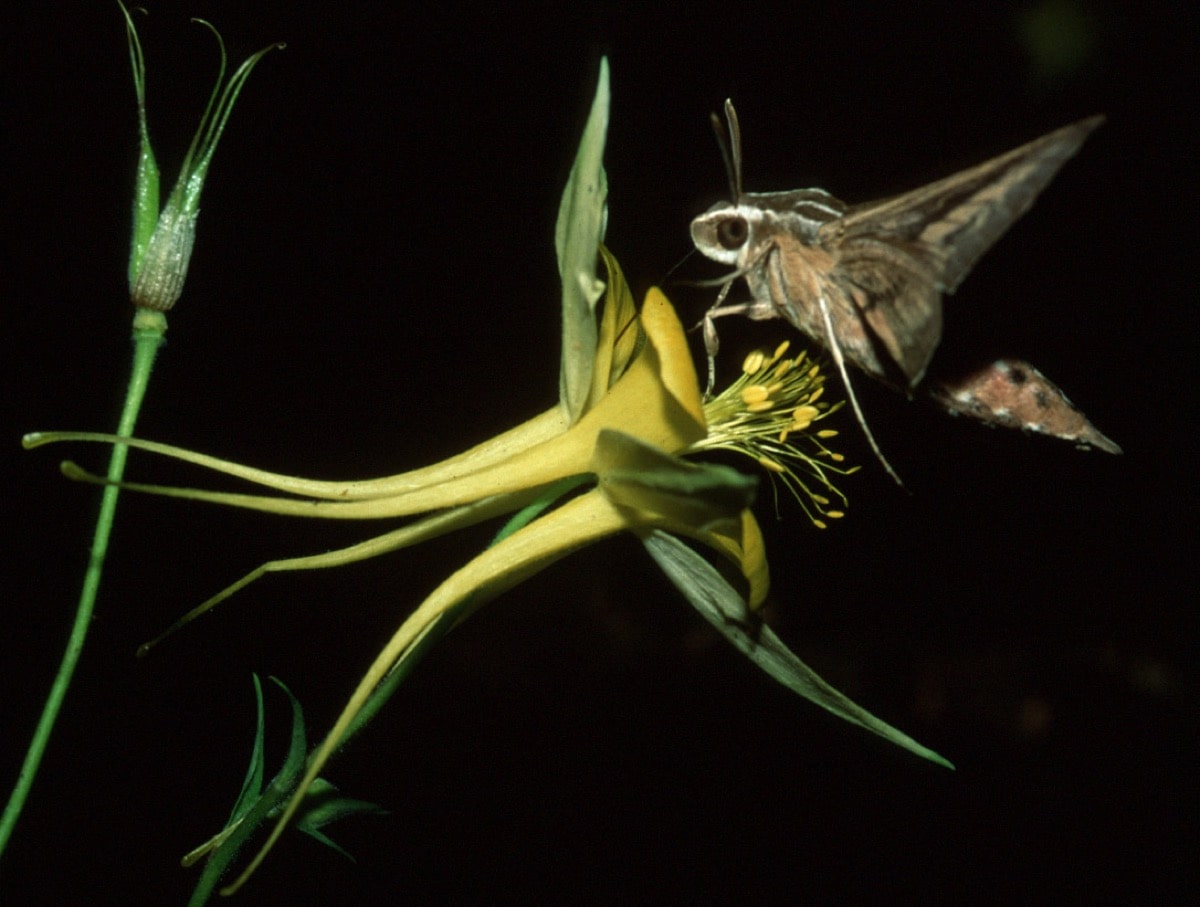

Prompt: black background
[{"left": 3, "top": 1, "right": 1195, "bottom": 903}]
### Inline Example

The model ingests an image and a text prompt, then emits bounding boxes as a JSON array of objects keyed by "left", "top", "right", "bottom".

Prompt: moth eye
[{"left": 717, "top": 216, "right": 749, "bottom": 250}]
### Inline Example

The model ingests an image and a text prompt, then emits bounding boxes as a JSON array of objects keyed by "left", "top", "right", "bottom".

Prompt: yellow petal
[
  {"left": 572, "top": 288, "right": 705, "bottom": 451},
  {"left": 584, "top": 245, "right": 643, "bottom": 410},
  {"left": 710, "top": 509, "right": 770, "bottom": 610}
]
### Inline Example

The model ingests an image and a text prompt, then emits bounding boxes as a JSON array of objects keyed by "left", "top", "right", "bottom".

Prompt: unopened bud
[{"left": 129, "top": 206, "right": 197, "bottom": 311}]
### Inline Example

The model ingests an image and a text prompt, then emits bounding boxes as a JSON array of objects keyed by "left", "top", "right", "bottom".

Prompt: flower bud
[{"left": 130, "top": 205, "right": 197, "bottom": 311}]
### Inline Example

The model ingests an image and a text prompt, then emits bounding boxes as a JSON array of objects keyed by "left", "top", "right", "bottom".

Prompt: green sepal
[
  {"left": 556, "top": 57, "right": 610, "bottom": 424},
  {"left": 594, "top": 429, "right": 758, "bottom": 534},
  {"left": 118, "top": 1, "right": 160, "bottom": 287},
  {"left": 643, "top": 531, "right": 955, "bottom": 770}
]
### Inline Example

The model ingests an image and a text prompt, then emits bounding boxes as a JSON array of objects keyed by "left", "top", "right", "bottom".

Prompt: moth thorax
[{"left": 745, "top": 188, "right": 845, "bottom": 242}]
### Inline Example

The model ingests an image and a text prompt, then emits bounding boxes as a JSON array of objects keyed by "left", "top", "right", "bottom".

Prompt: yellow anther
[
  {"left": 757, "top": 456, "right": 786, "bottom": 473},
  {"left": 696, "top": 342, "right": 851, "bottom": 526},
  {"left": 740, "top": 385, "right": 770, "bottom": 405}
]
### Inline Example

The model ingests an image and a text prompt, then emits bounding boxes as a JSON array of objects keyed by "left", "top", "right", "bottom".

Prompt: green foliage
[{"left": 185, "top": 677, "right": 386, "bottom": 906}]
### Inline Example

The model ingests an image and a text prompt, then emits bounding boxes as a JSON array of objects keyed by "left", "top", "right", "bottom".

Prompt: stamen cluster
[{"left": 695, "top": 341, "right": 857, "bottom": 527}]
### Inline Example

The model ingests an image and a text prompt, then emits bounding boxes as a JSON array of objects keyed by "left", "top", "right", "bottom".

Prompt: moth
[{"left": 691, "top": 101, "right": 1120, "bottom": 481}]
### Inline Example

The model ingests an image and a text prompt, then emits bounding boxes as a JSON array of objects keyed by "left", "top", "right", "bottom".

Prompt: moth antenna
[
  {"left": 815, "top": 291, "right": 907, "bottom": 489},
  {"left": 724, "top": 99, "right": 743, "bottom": 198},
  {"left": 711, "top": 99, "right": 744, "bottom": 201}
]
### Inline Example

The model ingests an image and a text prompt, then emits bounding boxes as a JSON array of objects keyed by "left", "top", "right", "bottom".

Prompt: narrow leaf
[
  {"left": 186, "top": 678, "right": 311, "bottom": 906},
  {"left": 294, "top": 779, "right": 388, "bottom": 862},
  {"left": 273, "top": 675, "right": 309, "bottom": 780},
  {"left": 228, "top": 674, "right": 267, "bottom": 823}
]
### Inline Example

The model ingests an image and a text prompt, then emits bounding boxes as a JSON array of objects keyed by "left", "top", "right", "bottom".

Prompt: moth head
[
  {"left": 689, "top": 98, "right": 759, "bottom": 264},
  {"left": 690, "top": 203, "right": 764, "bottom": 265}
]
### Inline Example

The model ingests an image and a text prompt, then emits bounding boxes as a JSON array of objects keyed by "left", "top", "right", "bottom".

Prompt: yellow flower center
[{"left": 692, "top": 340, "right": 858, "bottom": 528}]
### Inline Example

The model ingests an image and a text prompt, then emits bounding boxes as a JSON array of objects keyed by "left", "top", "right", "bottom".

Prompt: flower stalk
[{"left": 1, "top": 6, "right": 278, "bottom": 859}]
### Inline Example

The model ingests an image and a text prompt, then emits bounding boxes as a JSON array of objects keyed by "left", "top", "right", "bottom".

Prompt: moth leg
[
  {"left": 700, "top": 278, "right": 780, "bottom": 397},
  {"left": 815, "top": 291, "right": 907, "bottom": 488},
  {"left": 700, "top": 278, "right": 735, "bottom": 396}
]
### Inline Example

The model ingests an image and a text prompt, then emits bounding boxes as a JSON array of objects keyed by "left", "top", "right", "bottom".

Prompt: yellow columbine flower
[
  {"left": 29, "top": 260, "right": 771, "bottom": 892},
  {"left": 32, "top": 260, "right": 760, "bottom": 618}
]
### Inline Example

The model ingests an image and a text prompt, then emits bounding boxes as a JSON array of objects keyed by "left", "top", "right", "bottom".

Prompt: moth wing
[
  {"left": 834, "top": 116, "right": 1103, "bottom": 292},
  {"left": 829, "top": 239, "right": 944, "bottom": 388},
  {"left": 930, "top": 358, "right": 1122, "bottom": 454},
  {"left": 819, "top": 115, "right": 1102, "bottom": 388}
]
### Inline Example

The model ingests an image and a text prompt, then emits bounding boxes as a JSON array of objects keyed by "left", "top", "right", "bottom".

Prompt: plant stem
[{"left": 0, "top": 309, "right": 166, "bottom": 857}]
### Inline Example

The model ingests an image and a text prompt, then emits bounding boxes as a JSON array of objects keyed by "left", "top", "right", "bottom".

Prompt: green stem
[{"left": 0, "top": 309, "right": 166, "bottom": 857}]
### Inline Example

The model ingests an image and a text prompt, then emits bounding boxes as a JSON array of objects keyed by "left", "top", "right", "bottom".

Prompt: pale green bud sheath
[
  {"left": 124, "top": 3, "right": 158, "bottom": 289},
  {"left": 1, "top": 5, "right": 280, "bottom": 858},
  {"left": 129, "top": 14, "right": 283, "bottom": 311}
]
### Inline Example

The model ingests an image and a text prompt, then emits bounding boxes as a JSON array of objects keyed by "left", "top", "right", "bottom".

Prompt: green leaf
[
  {"left": 293, "top": 778, "right": 388, "bottom": 862},
  {"left": 643, "top": 531, "right": 955, "bottom": 769},
  {"left": 274, "top": 675, "right": 309, "bottom": 780},
  {"left": 555, "top": 57, "right": 610, "bottom": 424},
  {"left": 227, "top": 674, "right": 267, "bottom": 824},
  {"left": 185, "top": 677, "right": 311, "bottom": 906}
]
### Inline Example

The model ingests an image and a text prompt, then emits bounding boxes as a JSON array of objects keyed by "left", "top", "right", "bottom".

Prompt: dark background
[{"left": 3, "top": 1, "right": 1195, "bottom": 902}]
